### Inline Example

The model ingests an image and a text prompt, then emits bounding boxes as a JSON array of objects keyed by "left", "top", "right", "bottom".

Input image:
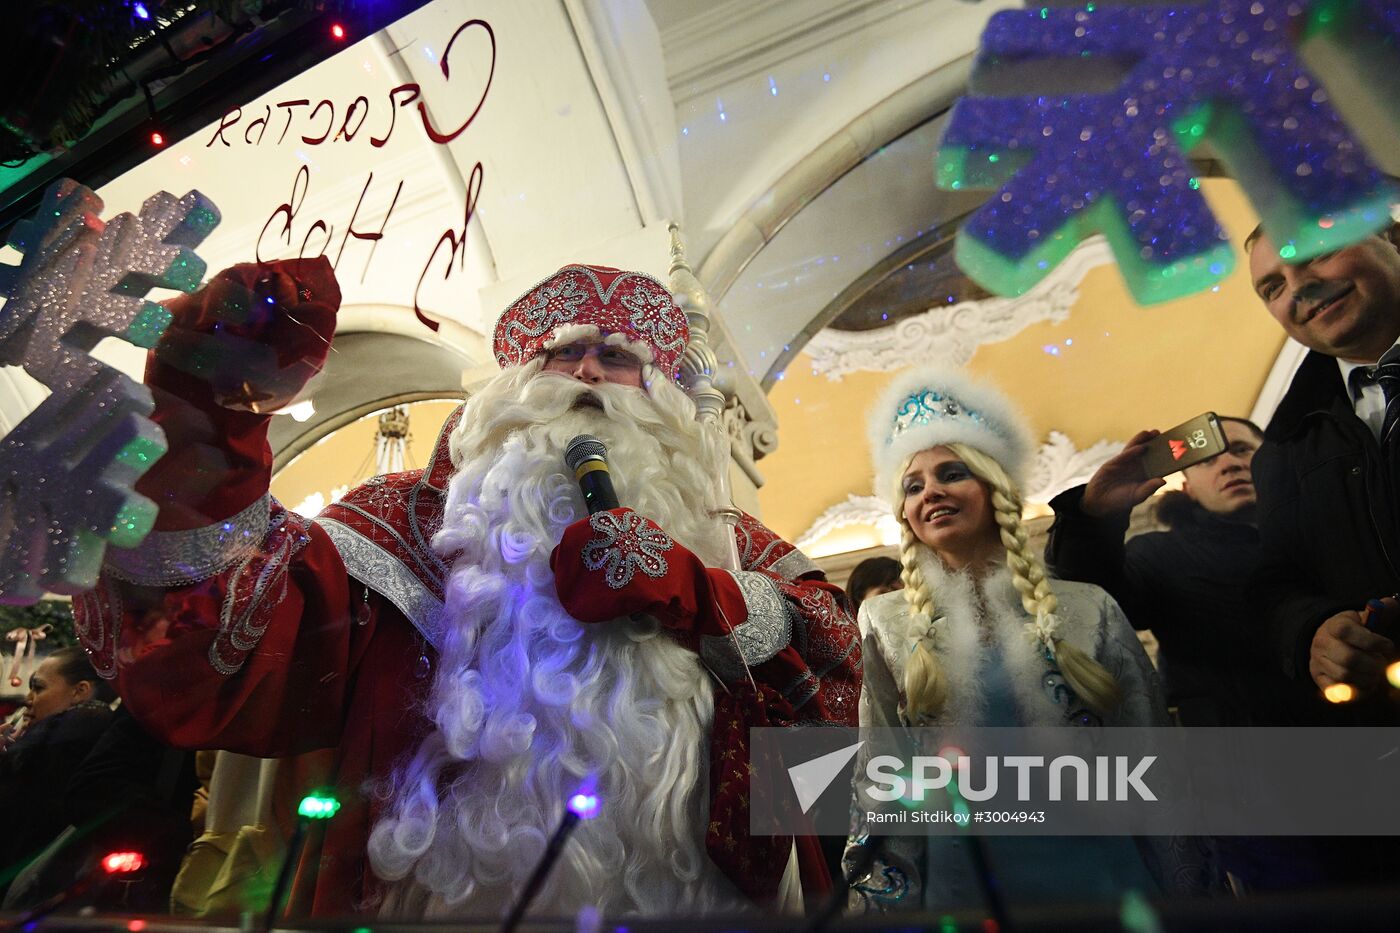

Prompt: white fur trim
[
  {"left": 542, "top": 324, "right": 656, "bottom": 365},
  {"left": 910, "top": 556, "right": 1059, "bottom": 726},
  {"left": 867, "top": 365, "right": 1034, "bottom": 504},
  {"left": 864, "top": 559, "right": 1090, "bottom": 727}
]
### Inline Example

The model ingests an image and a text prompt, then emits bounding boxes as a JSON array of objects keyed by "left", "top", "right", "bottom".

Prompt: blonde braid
[
  {"left": 949, "top": 443, "right": 1122, "bottom": 716},
  {"left": 894, "top": 466, "right": 946, "bottom": 722},
  {"left": 898, "top": 523, "right": 935, "bottom": 629}
]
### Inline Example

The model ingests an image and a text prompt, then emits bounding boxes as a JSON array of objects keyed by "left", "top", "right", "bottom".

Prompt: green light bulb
[{"left": 298, "top": 794, "right": 342, "bottom": 820}]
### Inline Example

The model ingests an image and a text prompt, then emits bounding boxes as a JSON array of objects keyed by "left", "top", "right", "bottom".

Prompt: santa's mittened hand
[
  {"left": 551, "top": 508, "right": 730, "bottom": 635},
  {"left": 153, "top": 258, "right": 341, "bottom": 413}
]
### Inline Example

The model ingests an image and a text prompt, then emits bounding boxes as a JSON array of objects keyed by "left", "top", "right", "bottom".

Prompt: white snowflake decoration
[{"left": 0, "top": 179, "right": 219, "bottom": 602}]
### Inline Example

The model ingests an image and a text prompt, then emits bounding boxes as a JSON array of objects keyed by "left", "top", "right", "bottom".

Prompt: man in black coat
[
  {"left": 1246, "top": 223, "right": 1400, "bottom": 721},
  {"left": 1045, "top": 417, "right": 1312, "bottom": 726}
]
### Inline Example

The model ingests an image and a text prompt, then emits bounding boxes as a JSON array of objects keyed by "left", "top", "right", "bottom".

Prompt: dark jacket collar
[
  {"left": 1265, "top": 349, "right": 1351, "bottom": 442},
  {"left": 1158, "top": 491, "right": 1258, "bottom": 541}
]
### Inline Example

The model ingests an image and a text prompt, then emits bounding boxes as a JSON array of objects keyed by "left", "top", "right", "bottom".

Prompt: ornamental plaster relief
[{"left": 803, "top": 238, "right": 1111, "bottom": 379}]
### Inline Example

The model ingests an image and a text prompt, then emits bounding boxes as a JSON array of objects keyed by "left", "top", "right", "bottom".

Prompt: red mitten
[
  {"left": 551, "top": 508, "right": 746, "bottom": 639},
  {"left": 135, "top": 258, "right": 340, "bottom": 529},
  {"left": 153, "top": 257, "right": 340, "bottom": 413}
]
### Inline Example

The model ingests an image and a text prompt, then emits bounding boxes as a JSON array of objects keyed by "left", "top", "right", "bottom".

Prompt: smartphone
[{"left": 1140, "top": 412, "right": 1228, "bottom": 478}]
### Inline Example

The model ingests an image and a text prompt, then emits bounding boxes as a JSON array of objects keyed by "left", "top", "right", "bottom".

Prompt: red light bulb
[
  {"left": 150, "top": 131, "right": 165, "bottom": 147},
  {"left": 102, "top": 851, "right": 147, "bottom": 875},
  {"left": 330, "top": 23, "right": 346, "bottom": 40}
]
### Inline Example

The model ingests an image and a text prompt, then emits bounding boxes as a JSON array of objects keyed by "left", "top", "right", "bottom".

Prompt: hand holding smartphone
[
  {"left": 1080, "top": 414, "right": 1228, "bottom": 517},
  {"left": 1139, "top": 412, "right": 1228, "bottom": 479}
]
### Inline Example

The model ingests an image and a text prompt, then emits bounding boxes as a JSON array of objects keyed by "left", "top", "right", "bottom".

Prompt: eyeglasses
[{"left": 545, "top": 344, "right": 643, "bottom": 369}]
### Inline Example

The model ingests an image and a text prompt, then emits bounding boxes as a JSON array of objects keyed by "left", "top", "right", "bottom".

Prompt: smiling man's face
[{"left": 1248, "top": 229, "right": 1400, "bottom": 363}]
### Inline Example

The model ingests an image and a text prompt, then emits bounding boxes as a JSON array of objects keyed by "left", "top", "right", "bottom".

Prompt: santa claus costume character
[
  {"left": 72, "top": 260, "right": 861, "bottom": 918},
  {"left": 843, "top": 366, "right": 1212, "bottom": 912}
]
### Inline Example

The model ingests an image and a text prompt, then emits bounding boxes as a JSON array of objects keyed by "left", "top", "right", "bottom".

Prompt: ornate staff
[{"left": 669, "top": 223, "right": 743, "bottom": 574}]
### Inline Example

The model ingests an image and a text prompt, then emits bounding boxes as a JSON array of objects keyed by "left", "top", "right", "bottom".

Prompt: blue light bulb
[{"left": 567, "top": 793, "right": 600, "bottom": 819}]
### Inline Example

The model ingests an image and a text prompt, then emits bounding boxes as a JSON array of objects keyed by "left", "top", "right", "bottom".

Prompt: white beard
[{"left": 368, "top": 366, "right": 745, "bottom": 919}]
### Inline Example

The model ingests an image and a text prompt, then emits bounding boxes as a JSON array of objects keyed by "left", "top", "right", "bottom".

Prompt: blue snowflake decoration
[{"left": 938, "top": 0, "right": 1400, "bottom": 305}]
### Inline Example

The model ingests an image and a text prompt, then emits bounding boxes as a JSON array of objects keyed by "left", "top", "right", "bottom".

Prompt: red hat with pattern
[{"left": 492, "top": 264, "right": 690, "bottom": 378}]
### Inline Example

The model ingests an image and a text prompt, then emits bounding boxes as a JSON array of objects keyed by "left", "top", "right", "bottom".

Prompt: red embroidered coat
[{"left": 72, "top": 261, "right": 861, "bottom": 917}]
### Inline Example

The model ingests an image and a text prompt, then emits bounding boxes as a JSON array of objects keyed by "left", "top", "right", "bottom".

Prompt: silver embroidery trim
[
  {"left": 768, "top": 547, "right": 820, "bottom": 582},
  {"left": 500, "top": 272, "right": 590, "bottom": 358},
  {"left": 581, "top": 511, "right": 673, "bottom": 589},
  {"left": 330, "top": 500, "right": 446, "bottom": 592},
  {"left": 497, "top": 267, "right": 685, "bottom": 366},
  {"left": 407, "top": 483, "right": 450, "bottom": 577},
  {"left": 736, "top": 523, "right": 782, "bottom": 570},
  {"left": 73, "top": 578, "right": 121, "bottom": 680},
  {"left": 783, "top": 670, "right": 822, "bottom": 711},
  {"left": 209, "top": 511, "right": 307, "bottom": 676},
  {"left": 701, "top": 570, "right": 792, "bottom": 683},
  {"left": 316, "top": 518, "right": 445, "bottom": 652},
  {"left": 106, "top": 494, "right": 271, "bottom": 587},
  {"left": 807, "top": 635, "right": 859, "bottom": 682}
]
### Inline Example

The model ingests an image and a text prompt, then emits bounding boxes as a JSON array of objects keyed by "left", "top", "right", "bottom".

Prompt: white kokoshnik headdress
[
  {"left": 866, "top": 365, "right": 1079, "bottom": 666},
  {"left": 868, "top": 364, "right": 1035, "bottom": 507}
]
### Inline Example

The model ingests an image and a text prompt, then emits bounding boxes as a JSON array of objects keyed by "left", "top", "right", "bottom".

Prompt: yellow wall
[{"left": 271, "top": 400, "right": 464, "bottom": 512}]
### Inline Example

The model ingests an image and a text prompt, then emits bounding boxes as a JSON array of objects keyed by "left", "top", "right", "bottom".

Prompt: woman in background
[{"left": 0, "top": 646, "right": 115, "bottom": 894}]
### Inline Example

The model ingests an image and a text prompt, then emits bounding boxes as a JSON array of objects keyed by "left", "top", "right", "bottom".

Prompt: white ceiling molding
[
  {"left": 336, "top": 303, "right": 490, "bottom": 373},
  {"left": 477, "top": 221, "right": 679, "bottom": 316},
  {"left": 268, "top": 328, "right": 480, "bottom": 471},
  {"left": 661, "top": 0, "right": 917, "bottom": 101},
  {"left": 795, "top": 494, "right": 893, "bottom": 551},
  {"left": 687, "top": 59, "right": 976, "bottom": 407},
  {"left": 803, "top": 237, "right": 1114, "bottom": 380},
  {"left": 564, "top": 0, "right": 684, "bottom": 225},
  {"left": 1024, "top": 431, "right": 1124, "bottom": 508},
  {"left": 795, "top": 430, "right": 1124, "bottom": 551}
]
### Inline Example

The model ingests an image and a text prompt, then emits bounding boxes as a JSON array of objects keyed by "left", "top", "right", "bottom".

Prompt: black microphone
[{"left": 564, "top": 434, "right": 620, "bottom": 514}]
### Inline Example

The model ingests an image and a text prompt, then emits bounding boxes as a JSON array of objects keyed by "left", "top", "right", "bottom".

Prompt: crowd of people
[{"left": 3, "top": 220, "right": 1399, "bottom": 920}]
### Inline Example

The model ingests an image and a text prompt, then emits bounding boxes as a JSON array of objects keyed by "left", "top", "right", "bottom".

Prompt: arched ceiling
[
  {"left": 827, "top": 231, "right": 994, "bottom": 332},
  {"left": 708, "top": 111, "right": 991, "bottom": 387},
  {"left": 0, "top": 0, "right": 1354, "bottom": 564},
  {"left": 43, "top": 0, "right": 1017, "bottom": 390}
]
